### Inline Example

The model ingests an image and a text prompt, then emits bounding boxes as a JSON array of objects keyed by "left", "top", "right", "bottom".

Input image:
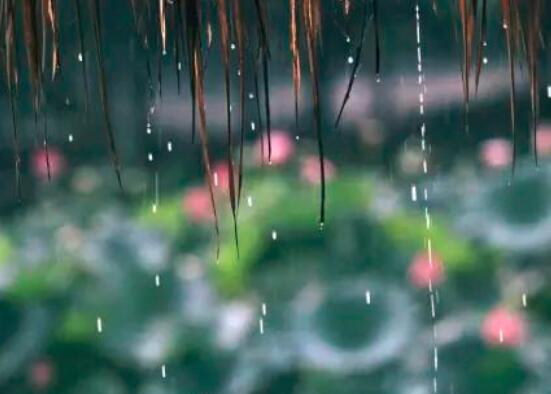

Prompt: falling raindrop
[
  {"left": 148, "top": 153, "right": 153, "bottom": 162},
  {"left": 522, "top": 293, "right": 527, "bottom": 307},
  {"left": 161, "top": 364, "right": 166, "bottom": 378},
  {"left": 547, "top": 85, "right": 551, "bottom": 98},
  {"left": 68, "top": 134, "right": 74, "bottom": 143},
  {"left": 365, "top": 291, "right": 371, "bottom": 305},
  {"left": 347, "top": 56, "right": 354, "bottom": 64},
  {"left": 247, "top": 196, "right": 253, "bottom": 207},
  {"left": 271, "top": 230, "right": 277, "bottom": 241},
  {"left": 155, "top": 274, "right": 160, "bottom": 287},
  {"left": 77, "top": 53, "right": 83, "bottom": 62},
  {"left": 96, "top": 317, "right": 103, "bottom": 333},
  {"left": 152, "top": 204, "right": 157, "bottom": 213},
  {"left": 167, "top": 141, "right": 173, "bottom": 152},
  {"left": 248, "top": 92, "right": 255, "bottom": 99},
  {"left": 262, "top": 303, "right": 267, "bottom": 316},
  {"left": 483, "top": 57, "right": 488, "bottom": 64},
  {"left": 259, "top": 318, "right": 264, "bottom": 334},
  {"left": 251, "top": 122, "right": 256, "bottom": 131}
]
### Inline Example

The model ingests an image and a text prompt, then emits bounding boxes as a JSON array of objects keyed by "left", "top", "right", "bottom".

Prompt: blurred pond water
[{"left": 0, "top": 1, "right": 551, "bottom": 393}]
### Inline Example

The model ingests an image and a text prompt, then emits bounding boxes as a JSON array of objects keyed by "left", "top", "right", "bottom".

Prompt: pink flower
[
  {"left": 408, "top": 251, "right": 444, "bottom": 289},
  {"left": 28, "top": 360, "right": 54, "bottom": 390},
  {"left": 300, "top": 156, "right": 336, "bottom": 184},
  {"left": 31, "top": 147, "right": 66, "bottom": 181},
  {"left": 481, "top": 307, "right": 526, "bottom": 347},
  {"left": 479, "top": 138, "right": 512, "bottom": 169},
  {"left": 255, "top": 131, "right": 295, "bottom": 165},
  {"left": 211, "top": 161, "right": 235, "bottom": 194},
  {"left": 536, "top": 125, "right": 551, "bottom": 156},
  {"left": 182, "top": 186, "right": 214, "bottom": 223}
]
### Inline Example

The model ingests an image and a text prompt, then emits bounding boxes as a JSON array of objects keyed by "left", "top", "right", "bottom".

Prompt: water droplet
[
  {"left": 247, "top": 196, "right": 253, "bottom": 207},
  {"left": 346, "top": 36, "right": 351, "bottom": 43},
  {"left": 177, "top": 62, "right": 182, "bottom": 71},
  {"left": 155, "top": 274, "right": 161, "bottom": 287},
  {"left": 96, "top": 317, "right": 103, "bottom": 333},
  {"left": 483, "top": 57, "right": 488, "bottom": 65},
  {"left": 152, "top": 204, "right": 157, "bottom": 213},
  {"left": 271, "top": 230, "right": 277, "bottom": 240},
  {"left": 230, "top": 43, "right": 236, "bottom": 50},
  {"left": 148, "top": 153, "right": 153, "bottom": 162},
  {"left": 365, "top": 291, "right": 371, "bottom": 305},
  {"left": 262, "top": 303, "right": 267, "bottom": 316},
  {"left": 161, "top": 364, "right": 167, "bottom": 378},
  {"left": 78, "top": 53, "right": 83, "bottom": 62},
  {"left": 68, "top": 134, "right": 74, "bottom": 143},
  {"left": 167, "top": 141, "right": 173, "bottom": 152},
  {"left": 347, "top": 56, "right": 354, "bottom": 64},
  {"left": 547, "top": 85, "right": 551, "bottom": 98},
  {"left": 248, "top": 92, "right": 255, "bottom": 99},
  {"left": 411, "top": 185, "right": 417, "bottom": 202},
  {"left": 522, "top": 293, "right": 527, "bottom": 307},
  {"left": 319, "top": 222, "right": 325, "bottom": 231},
  {"left": 259, "top": 318, "right": 264, "bottom": 334},
  {"left": 251, "top": 122, "right": 256, "bottom": 131}
]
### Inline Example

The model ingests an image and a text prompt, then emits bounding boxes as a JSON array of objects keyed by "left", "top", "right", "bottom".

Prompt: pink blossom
[
  {"left": 211, "top": 161, "right": 234, "bottom": 194},
  {"left": 481, "top": 307, "right": 526, "bottom": 347},
  {"left": 408, "top": 251, "right": 444, "bottom": 289},
  {"left": 31, "top": 147, "right": 66, "bottom": 181},
  {"left": 536, "top": 125, "right": 551, "bottom": 156},
  {"left": 255, "top": 131, "right": 295, "bottom": 165},
  {"left": 300, "top": 156, "right": 336, "bottom": 184},
  {"left": 479, "top": 138, "right": 512, "bottom": 169},
  {"left": 29, "top": 360, "right": 54, "bottom": 390},
  {"left": 182, "top": 186, "right": 214, "bottom": 223}
]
